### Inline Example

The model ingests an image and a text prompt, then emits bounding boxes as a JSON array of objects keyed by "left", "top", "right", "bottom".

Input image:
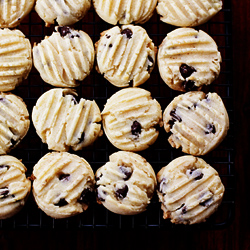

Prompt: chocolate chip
[
  {"left": 58, "top": 26, "right": 71, "bottom": 37},
  {"left": 205, "top": 124, "right": 216, "bottom": 134},
  {"left": 95, "top": 173, "right": 103, "bottom": 182},
  {"left": 200, "top": 197, "right": 213, "bottom": 207},
  {"left": 58, "top": 173, "right": 70, "bottom": 181},
  {"left": 147, "top": 56, "right": 154, "bottom": 71},
  {"left": 194, "top": 172, "right": 204, "bottom": 180},
  {"left": 0, "top": 165, "right": 9, "bottom": 170},
  {"left": 97, "top": 188, "right": 106, "bottom": 202},
  {"left": 0, "top": 97, "right": 5, "bottom": 102},
  {"left": 181, "top": 206, "right": 187, "bottom": 214},
  {"left": 109, "top": 44, "right": 113, "bottom": 48},
  {"left": 0, "top": 187, "right": 9, "bottom": 198},
  {"left": 115, "top": 184, "right": 128, "bottom": 199},
  {"left": 183, "top": 80, "right": 197, "bottom": 91},
  {"left": 170, "top": 109, "right": 182, "bottom": 123},
  {"left": 119, "top": 165, "right": 133, "bottom": 181},
  {"left": 121, "top": 28, "right": 133, "bottom": 39},
  {"left": 78, "top": 188, "right": 93, "bottom": 204},
  {"left": 106, "top": 34, "right": 111, "bottom": 39},
  {"left": 187, "top": 169, "right": 204, "bottom": 180},
  {"left": 180, "top": 64, "right": 196, "bottom": 79},
  {"left": 78, "top": 132, "right": 85, "bottom": 143},
  {"left": 10, "top": 138, "right": 17, "bottom": 147},
  {"left": 131, "top": 121, "right": 141, "bottom": 136},
  {"left": 54, "top": 198, "right": 68, "bottom": 207},
  {"left": 158, "top": 178, "right": 167, "bottom": 193}
]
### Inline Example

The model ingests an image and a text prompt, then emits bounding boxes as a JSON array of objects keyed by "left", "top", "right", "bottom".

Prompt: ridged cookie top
[
  {"left": 0, "top": 0, "right": 35, "bottom": 28},
  {"left": 0, "top": 28, "right": 32, "bottom": 91},
  {"left": 33, "top": 26, "right": 94, "bottom": 88},
  {"left": 0, "top": 155, "right": 31, "bottom": 219},
  {"left": 102, "top": 88, "right": 163, "bottom": 151},
  {"left": 96, "top": 151, "right": 156, "bottom": 215},
  {"left": 32, "top": 152, "right": 95, "bottom": 219},
  {"left": 96, "top": 25, "right": 156, "bottom": 87},
  {"left": 158, "top": 28, "right": 221, "bottom": 91},
  {"left": 93, "top": 0, "right": 157, "bottom": 25},
  {"left": 157, "top": 156, "right": 225, "bottom": 224},
  {"left": 163, "top": 91, "right": 229, "bottom": 155},
  {"left": 32, "top": 88, "right": 102, "bottom": 152},
  {"left": 157, "top": 0, "right": 223, "bottom": 27},
  {"left": 35, "top": 0, "right": 91, "bottom": 26},
  {"left": 0, "top": 92, "right": 30, "bottom": 155}
]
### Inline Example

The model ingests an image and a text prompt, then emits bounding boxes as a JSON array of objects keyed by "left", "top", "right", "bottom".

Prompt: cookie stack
[{"left": 0, "top": 0, "right": 229, "bottom": 225}]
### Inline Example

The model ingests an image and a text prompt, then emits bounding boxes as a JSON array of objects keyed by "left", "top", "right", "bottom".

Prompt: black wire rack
[{"left": 0, "top": 0, "right": 234, "bottom": 230}]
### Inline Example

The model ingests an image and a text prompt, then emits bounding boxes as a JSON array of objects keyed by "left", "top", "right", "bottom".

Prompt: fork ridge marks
[
  {"left": 158, "top": 28, "right": 221, "bottom": 92},
  {"left": 0, "top": 28, "right": 32, "bottom": 91},
  {"left": 102, "top": 87, "right": 163, "bottom": 152},
  {"left": 156, "top": 0, "right": 223, "bottom": 27},
  {"left": 96, "top": 25, "right": 156, "bottom": 88},
  {"left": 33, "top": 26, "right": 95, "bottom": 88},
  {"left": 0, "top": 92, "right": 30, "bottom": 155},
  {"left": 35, "top": 0, "right": 91, "bottom": 27},
  {"left": 93, "top": 0, "right": 157, "bottom": 25},
  {"left": 32, "top": 88, "right": 102, "bottom": 152},
  {"left": 157, "top": 156, "right": 225, "bottom": 224},
  {"left": 0, "top": 0, "right": 35, "bottom": 28},
  {"left": 0, "top": 155, "right": 31, "bottom": 219},
  {"left": 163, "top": 91, "right": 229, "bottom": 156}
]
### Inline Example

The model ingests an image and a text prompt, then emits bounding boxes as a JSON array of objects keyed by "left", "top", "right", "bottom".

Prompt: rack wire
[{"left": 0, "top": 0, "right": 234, "bottom": 230}]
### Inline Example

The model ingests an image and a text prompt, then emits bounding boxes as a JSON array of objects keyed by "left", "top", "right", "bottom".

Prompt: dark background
[{"left": 0, "top": 0, "right": 249, "bottom": 249}]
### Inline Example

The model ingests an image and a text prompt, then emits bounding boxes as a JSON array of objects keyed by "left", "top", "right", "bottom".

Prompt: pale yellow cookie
[
  {"left": 0, "top": 155, "right": 31, "bottom": 219},
  {"left": 0, "top": 92, "right": 30, "bottom": 155},
  {"left": 157, "top": 0, "right": 223, "bottom": 27},
  {"left": 93, "top": 0, "right": 157, "bottom": 25},
  {"left": 32, "top": 152, "right": 95, "bottom": 219},
  {"left": 157, "top": 156, "right": 225, "bottom": 224},
  {"left": 96, "top": 151, "right": 156, "bottom": 215},
  {"left": 35, "top": 0, "right": 91, "bottom": 27},
  {"left": 163, "top": 91, "right": 229, "bottom": 155},
  {"left": 0, "top": 28, "right": 32, "bottom": 91},
  {"left": 32, "top": 88, "right": 102, "bottom": 152},
  {"left": 158, "top": 28, "right": 221, "bottom": 92},
  {"left": 96, "top": 25, "right": 156, "bottom": 88},
  {"left": 33, "top": 26, "right": 94, "bottom": 88}
]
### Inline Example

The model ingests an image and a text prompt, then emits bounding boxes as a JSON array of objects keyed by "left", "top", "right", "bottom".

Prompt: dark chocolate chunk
[
  {"left": 131, "top": 121, "right": 141, "bottom": 136},
  {"left": 188, "top": 169, "right": 204, "bottom": 180},
  {"left": 78, "top": 188, "right": 93, "bottom": 204},
  {"left": 58, "top": 26, "right": 71, "bottom": 37},
  {"left": 95, "top": 173, "right": 103, "bottom": 182},
  {"left": 115, "top": 184, "right": 128, "bottom": 199},
  {"left": 109, "top": 44, "right": 113, "bottom": 48},
  {"left": 78, "top": 132, "right": 85, "bottom": 143},
  {"left": 106, "top": 34, "right": 111, "bottom": 39},
  {"left": 194, "top": 172, "right": 204, "bottom": 180},
  {"left": 10, "top": 138, "right": 17, "bottom": 147},
  {"left": 199, "top": 197, "right": 213, "bottom": 207},
  {"left": 181, "top": 206, "right": 187, "bottom": 214},
  {"left": 183, "top": 80, "right": 197, "bottom": 91},
  {"left": 119, "top": 165, "right": 133, "bottom": 181},
  {"left": 205, "top": 124, "right": 216, "bottom": 134},
  {"left": 58, "top": 173, "right": 70, "bottom": 181},
  {"left": 54, "top": 198, "right": 68, "bottom": 207},
  {"left": 121, "top": 28, "right": 133, "bottom": 39},
  {"left": 170, "top": 109, "right": 182, "bottom": 123},
  {"left": 0, "top": 187, "right": 9, "bottom": 198},
  {"left": 180, "top": 64, "right": 196, "bottom": 79}
]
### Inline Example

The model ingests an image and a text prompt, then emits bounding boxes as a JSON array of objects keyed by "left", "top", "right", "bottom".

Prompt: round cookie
[
  {"left": 0, "top": 28, "right": 32, "bottom": 91},
  {"left": 156, "top": 0, "right": 223, "bottom": 27},
  {"left": 95, "top": 25, "right": 156, "bottom": 88},
  {"left": 0, "top": 155, "right": 31, "bottom": 219},
  {"left": 158, "top": 28, "right": 221, "bottom": 92},
  {"left": 35, "top": 0, "right": 91, "bottom": 27},
  {"left": 157, "top": 155, "right": 225, "bottom": 224},
  {"left": 33, "top": 26, "right": 95, "bottom": 88},
  {"left": 96, "top": 151, "right": 156, "bottom": 215},
  {"left": 0, "top": 0, "right": 35, "bottom": 28},
  {"left": 163, "top": 91, "right": 229, "bottom": 155},
  {"left": 102, "top": 88, "right": 163, "bottom": 151},
  {"left": 0, "top": 92, "right": 30, "bottom": 155},
  {"left": 93, "top": 0, "right": 157, "bottom": 25},
  {"left": 32, "top": 88, "right": 102, "bottom": 152},
  {"left": 32, "top": 152, "right": 95, "bottom": 219}
]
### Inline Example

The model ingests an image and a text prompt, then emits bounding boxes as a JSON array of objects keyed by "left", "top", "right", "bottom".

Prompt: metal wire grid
[{"left": 0, "top": 0, "right": 234, "bottom": 230}]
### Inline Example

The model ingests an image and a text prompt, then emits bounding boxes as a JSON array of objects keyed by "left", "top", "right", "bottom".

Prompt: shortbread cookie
[
  {"left": 96, "top": 151, "right": 156, "bottom": 215},
  {"left": 0, "top": 92, "right": 30, "bottom": 155},
  {"left": 0, "top": 0, "right": 35, "bottom": 28},
  {"left": 0, "top": 155, "right": 31, "bottom": 219},
  {"left": 95, "top": 25, "right": 156, "bottom": 87},
  {"left": 32, "top": 88, "right": 102, "bottom": 152},
  {"left": 0, "top": 28, "right": 32, "bottom": 91},
  {"left": 158, "top": 28, "right": 221, "bottom": 92},
  {"left": 163, "top": 91, "right": 229, "bottom": 155},
  {"left": 157, "top": 155, "right": 225, "bottom": 224},
  {"left": 157, "top": 0, "right": 223, "bottom": 27},
  {"left": 33, "top": 26, "right": 95, "bottom": 88},
  {"left": 93, "top": 0, "right": 157, "bottom": 25},
  {"left": 32, "top": 152, "right": 95, "bottom": 219},
  {"left": 102, "top": 88, "right": 163, "bottom": 151},
  {"left": 35, "top": 0, "right": 91, "bottom": 27}
]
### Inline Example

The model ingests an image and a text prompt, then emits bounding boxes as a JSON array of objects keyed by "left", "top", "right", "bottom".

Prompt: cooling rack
[{"left": 0, "top": 0, "right": 234, "bottom": 230}]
